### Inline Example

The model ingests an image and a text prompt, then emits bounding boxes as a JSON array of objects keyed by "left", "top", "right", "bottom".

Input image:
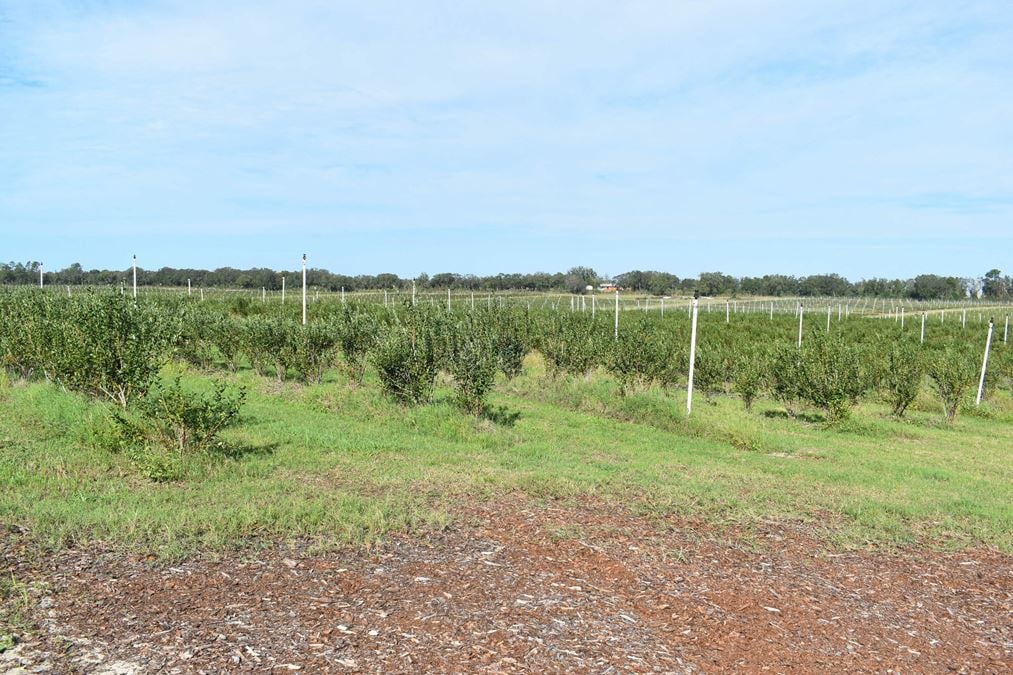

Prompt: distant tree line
[{"left": 1, "top": 260, "right": 1009, "bottom": 300}]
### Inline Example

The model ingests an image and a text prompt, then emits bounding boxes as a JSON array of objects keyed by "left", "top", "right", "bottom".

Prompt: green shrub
[
  {"left": 796, "top": 331, "right": 870, "bottom": 423},
  {"left": 881, "top": 341, "right": 923, "bottom": 417},
  {"left": 540, "top": 315, "right": 602, "bottom": 378},
  {"left": 447, "top": 314, "right": 498, "bottom": 414},
  {"left": 336, "top": 305, "right": 378, "bottom": 383},
  {"left": 292, "top": 322, "right": 338, "bottom": 383},
  {"left": 57, "top": 292, "right": 179, "bottom": 407},
  {"left": 732, "top": 351, "right": 765, "bottom": 411},
  {"left": 927, "top": 347, "right": 979, "bottom": 422},
  {"left": 115, "top": 376, "right": 246, "bottom": 457},
  {"left": 492, "top": 310, "right": 530, "bottom": 379},
  {"left": 241, "top": 317, "right": 297, "bottom": 380},
  {"left": 371, "top": 326, "right": 438, "bottom": 405}
]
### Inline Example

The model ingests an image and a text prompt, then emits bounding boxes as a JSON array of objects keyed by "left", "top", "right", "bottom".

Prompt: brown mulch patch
[{"left": 2, "top": 495, "right": 1011, "bottom": 673}]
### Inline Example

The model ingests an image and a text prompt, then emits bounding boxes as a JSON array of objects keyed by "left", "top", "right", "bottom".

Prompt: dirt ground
[{"left": 2, "top": 495, "right": 1011, "bottom": 673}]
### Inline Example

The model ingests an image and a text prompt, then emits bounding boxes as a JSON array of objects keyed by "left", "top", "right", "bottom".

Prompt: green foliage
[
  {"left": 240, "top": 317, "right": 297, "bottom": 380},
  {"left": 540, "top": 314, "right": 603, "bottom": 378},
  {"left": 371, "top": 324, "right": 439, "bottom": 405},
  {"left": 881, "top": 340, "right": 924, "bottom": 417},
  {"left": 768, "top": 332, "right": 870, "bottom": 422},
  {"left": 113, "top": 377, "right": 246, "bottom": 480},
  {"left": 446, "top": 313, "right": 498, "bottom": 414},
  {"left": 0, "top": 291, "right": 178, "bottom": 406},
  {"left": 769, "top": 343, "right": 805, "bottom": 414},
  {"left": 927, "top": 347, "right": 979, "bottom": 422},
  {"left": 208, "top": 315, "right": 243, "bottom": 372},
  {"left": 336, "top": 304, "right": 378, "bottom": 383},
  {"left": 291, "top": 322, "right": 338, "bottom": 383},
  {"left": 491, "top": 309, "right": 530, "bottom": 379},
  {"left": 797, "top": 331, "right": 870, "bottom": 423},
  {"left": 732, "top": 350, "right": 765, "bottom": 411}
]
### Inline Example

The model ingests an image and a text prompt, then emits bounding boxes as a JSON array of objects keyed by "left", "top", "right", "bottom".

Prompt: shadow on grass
[
  {"left": 480, "top": 404, "right": 522, "bottom": 427},
  {"left": 216, "top": 441, "right": 280, "bottom": 460},
  {"left": 761, "top": 409, "right": 826, "bottom": 424}
]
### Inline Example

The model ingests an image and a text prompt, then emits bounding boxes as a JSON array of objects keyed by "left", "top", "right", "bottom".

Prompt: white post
[
  {"left": 282, "top": 276, "right": 286, "bottom": 304},
  {"left": 920, "top": 312, "right": 926, "bottom": 344},
  {"left": 660, "top": 297, "right": 664, "bottom": 317},
  {"left": 341, "top": 287, "right": 345, "bottom": 304},
  {"left": 770, "top": 302, "right": 774, "bottom": 320},
  {"left": 976, "top": 319, "right": 995, "bottom": 406},
  {"left": 412, "top": 280, "right": 416, "bottom": 306},
  {"left": 301, "top": 253, "right": 307, "bottom": 326},
  {"left": 262, "top": 287, "right": 266, "bottom": 302},
  {"left": 797, "top": 303, "right": 804, "bottom": 348},
  {"left": 962, "top": 309, "right": 966, "bottom": 329},
  {"left": 188, "top": 278, "right": 192, "bottom": 296},
  {"left": 725, "top": 300, "right": 730, "bottom": 323},
  {"left": 901, "top": 307, "right": 905, "bottom": 329},
  {"left": 1005, "top": 314, "right": 1009, "bottom": 344},
  {"left": 471, "top": 292, "right": 475, "bottom": 310},
  {"left": 200, "top": 287, "right": 204, "bottom": 301},
  {"left": 447, "top": 287, "right": 451, "bottom": 311},
  {"left": 826, "top": 305, "right": 831, "bottom": 331},
  {"left": 39, "top": 264, "right": 43, "bottom": 288},
  {"left": 838, "top": 304, "right": 842, "bottom": 321},
  {"left": 132, "top": 255, "right": 137, "bottom": 299},
  {"left": 614, "top": 290, "right": 619, "bottom": 340},
  {"left": 687, "top": 295, "right": 699, "bottom": 415}
]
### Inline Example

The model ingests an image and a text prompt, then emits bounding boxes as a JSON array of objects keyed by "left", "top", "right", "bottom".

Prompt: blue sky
[{"left": 1, "top": 1, "right": 1011, "bottom": 279}]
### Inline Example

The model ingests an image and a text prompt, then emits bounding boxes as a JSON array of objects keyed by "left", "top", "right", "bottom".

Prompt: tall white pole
[
  {"left": 920, "top": 312, "right": 926, "bottom": 344},
  {"left": 132, "top": 255, "right": 137, "bottom": 299},
  {"left": 412, "top": 280, "right": 417, "bottom": 306},
  {"left": 1005, "top": 314, "right": 1009, "bottom": 344},
  {"left": 976, "top": 319, "right": 994, "bottom": 406},
  {"left": 188, "top": 278, "right": 192, "bottom": 296},
  {"left": 826, "top": 305, "right": 831, "bottom": 331},
  {"left": 614, "top": 290, "right": 619, "bottom": 340},
  {"left": 447, "top": 287, "right": 451, "bottom": 311},
  {"left": 282, "top": 276, "right": 286, "bottom": 304},
  {"left": 725, "top": 300, "right": 730, "bottom": 323},
  {"left": 262, "top": 287, "right": 266, "bottom": 302},
  {"left": 301, "top": 254, "right": 307, "bottom": 325},
  {"left": 341, "top": 287, "right": 345, "bottom": 304},
  {"left": 39, "top": 263, "right": 43, "bottom": 289},
  {"left": 797, "top": 303, "right": 804, "bottom": 348},
  {"left": 770, "top": 302, "right": 774, "bottom": 320},
  {"left": 901, "top": 307, "right": 905, "bottom": 330},
  {"left": 687, "top": 294, "right": 699, "bottom": 415}
]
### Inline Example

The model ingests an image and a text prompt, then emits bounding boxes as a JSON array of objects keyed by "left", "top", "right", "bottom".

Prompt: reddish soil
[{"left": 3, "top": 495, "right": 1011, "bottom": 673}]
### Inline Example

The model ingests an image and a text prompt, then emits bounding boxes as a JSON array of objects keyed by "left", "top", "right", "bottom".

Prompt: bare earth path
[{"left": 3, "top": 496, "right": 1011, "bottom": 673}]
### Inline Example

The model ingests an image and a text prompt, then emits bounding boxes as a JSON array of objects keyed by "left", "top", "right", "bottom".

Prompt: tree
[{"left": 982, "top": 269, "right": 1010, "bottom": 299}]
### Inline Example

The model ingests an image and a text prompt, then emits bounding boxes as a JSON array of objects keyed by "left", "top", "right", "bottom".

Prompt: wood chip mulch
[{"left": 2, "top": 495, "right": 1011, "bottom": 673}]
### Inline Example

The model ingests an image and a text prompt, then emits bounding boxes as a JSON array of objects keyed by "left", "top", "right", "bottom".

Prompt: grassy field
[{"left": 2, "top": 353, "right": 1011, "bottom": 560}]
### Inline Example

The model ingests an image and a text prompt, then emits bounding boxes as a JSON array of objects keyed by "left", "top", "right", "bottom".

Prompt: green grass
[{"left": 1, "top": 355, "right": 1011, "bottom": 559}]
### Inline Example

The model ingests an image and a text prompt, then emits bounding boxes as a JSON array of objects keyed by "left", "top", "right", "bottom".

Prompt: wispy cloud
[{"left": 1, "top": 0, "right": 1011, "bottom": 276}]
